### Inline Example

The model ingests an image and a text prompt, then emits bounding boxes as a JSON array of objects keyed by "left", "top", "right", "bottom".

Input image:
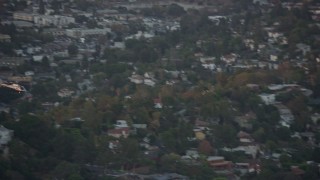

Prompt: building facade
[{"left": 33, "top": 15, "right": 75, "bottom": 27}]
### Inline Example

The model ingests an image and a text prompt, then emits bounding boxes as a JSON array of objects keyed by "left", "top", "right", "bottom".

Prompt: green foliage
[
  {"left": 212, "top": 124, "right": 238, "bottom": 147},
  {"left": 68, "top": 44, "right": 79, "bottom": 56},
  {"left": 275, "top": 127, "right": 291, "bottom": 141},
  {"left": 166, "top": 4, "right": 186, "bottom": 17},
  {"left": 159, "top": 123, "right": 193, "bottom": 154},
  {"left": 51, "top": 161, "right": 82, "bottom": 180},
  {"left": 0, "top": 42, "right": 15, "bottom": 55},
  {"left": 12, "top": 114, "right": 56, "bottom": 154},
  {"left": 159, "top": 153, "right": 181, "bottom": 172},
  {"left": 119, "top": 138, "right": 140, "bottom": 161},
  {"left": 4, "top": 2, "right": 319, "bottom": 179}
]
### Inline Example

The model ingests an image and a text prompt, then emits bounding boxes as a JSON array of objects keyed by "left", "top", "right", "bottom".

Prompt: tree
[
  {"left": 68, "top": 44, "right": 79, "bottom": 56},
  {"left": 75, "top": 15, "right": 88, "bottom": 24},
  {"left": 51, "top": 0, "right": 61, "bottom": 13},
  {"left": 12, "top": 114, "right": 56, "bottom": 154},
  {"left": 198, "top": 140, "right": 213, "bottom": 155},
  {"left": 253, "top": 128, "right": 267, "bottom": 143},
  {"left": 38, "top": 0, "right": 45, "bottom": 14},
  {"left": 160, "top": 153, "right": 181, "bottom": 172},
  {"left": 0, "top": 42, "right": 14, "bottom": 55},
  {"left": 119, "top": 138, "right": 140, "bottom": 161},
  {"left": 212, "top": 124, "right": 237, "bottom": 147},
  {"left": 86, "top": 19, "right": 98, "bottom": 28},
  {"left": 167, "top": 4, "right": 186, "bottom": 17},
  {"left": 51, "top": 161, "right": 82, "bottom": 180}
]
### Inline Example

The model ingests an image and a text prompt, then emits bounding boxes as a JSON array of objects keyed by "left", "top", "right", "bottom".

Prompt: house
[
  {"left": 41, "top": 102, "right": 56, "bottom": 110},
  {"left": 25, "top": 71, "right": 35, "bottom": 76},
  {"left": 207, "top": 156, "right": 233, "bottom": 171},
  {"left": 14, "top": 49, "right": 24, "bottom": 56},
  {"left": 311, "top": 113, "right": 320, "bottom": 124},
  {"left": 0, "top": 104, "right": 10, "bottom": 114},
  {"left": 0, "top": 34, "right": 11, "bottom": 42},
  {"left": 59, "top": 59, "right": 82, "bottom": 65},
  {"left": 33, "top": 15, "right": 75, "bottom": 27},
  {"left": 259, "top": 93, "right": 275, "bottom": 105},
  {"left": 193, "top": 129, "right": 206, "bottom": 140},
  {"left": 77, "top": 79, "right": 95, "bottom": 93},
  {"left": 42, "top": 28, "right": 66, "bottom": 36},
  {"left": 268, "top": 62, "right": 279, "bottom": 70},
  {"left": 32, "top": 55, "right": 45, "bottom": 62},
  {"left": 208, "top": 16, "right": 228, "bottom": 25},
  {"left": 244, "top": 39, "right": 256, "bottom": 50},
  {"left": 268, "top": 31, "right": 283, "bottom": 40},
  {"left": 274, "top": 103, "right": 294, "bottom": 127},
  {"left": 69, "top": 117, "right": 85, "bottom": 122},
  {"left": 57, "top": 88, "right": 74, "bottom": 98},
  {"left": 184, "top": 149, "right": 200, "bottom": 159},
  {"left": 0, "top": 125, "right": 14, "bottom": 149},
  {"left": 129, "top": 74, "right": 144, "bottom": 84},
  {"left": 0, "top": 57, "right": 26, "bottom": 67},
  {"left": 296, "top": 43, "right": 311, "bottom": 56},
  {"left": 110, "top": 42, "right": 125, "bottom": 49},
  {"left": 13, "top": 12, "right": 34, "bottom": 21},
  {"left": 299, "top": 132, "right": 315, "bottom": 143},
  {"left": 270, "top": 54, "right": 278, "bottom": 62},
  {"left": 108, "top": 140, "right": 120, "bottom": 150},
  {"left": 66, "top": 28, "right": 111, "bottom": 38},
  {"left": 2, "top": 20, "right": 34, "bottom": 29},
  {"left": 132, "top": 124, "right": 147, "bottom": 129},
  {"left": 154, "top": 98, "right": 162, "bottom": 109},
  {"left": 181, "top": 149, "right": 201, "bottom": 165},
  {"left": 125, "top": 31, "right": 155, "bottom": 40},
  {"left": 26, "top": 46, "right": 42, "bottom": 55},
  {"left": 114, "top": 120, "right": 129, "bottom": 129},
  {"left": 108, "top": 127, "right": 130, "bottom": 138},
  {"left": 226, "top": 145, "right": 260, "bottom": 159},
  {"left": 195, "top": 119, "right": 210, "bottom": 130},
  {"left": 253, "top": 0, "right": 269, "bottom": 5},
  {"left": 234, "top": 112, "right": 256, "bottom": 130},
  {"left": 199, "top": 57, "right": 216, "bottom": 71},
  {"left": 221, "top": 54, "right": 237, "bottom": 64},
  {"left": 0, "top": 67, "right": 14, "bottom": 78},
  {"left": 164, "top": 70, "right": 180, "bottom": 78},
  {"left": 291, "top": 166, "right": 305, "bottom": 176},
  {"left": 234, "top": 162, "right": 256, "bottom": 175},
  {"left": 144, "top": 78, "right": 156, "bottom": 87},
  {"left": 237, "top": 131, "right": 254, "bottom": 144},
  {"left": 65, "top": 75, "right": 72, "bottom": 82}
]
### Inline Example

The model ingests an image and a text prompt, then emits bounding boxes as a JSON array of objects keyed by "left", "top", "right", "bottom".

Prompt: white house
[
  {"left": 144, "top": 78, "right": 156, "bottom": 87},
  {"left": 57, "top": 88, "right": 74, "bottom": 98},
  {"left": 66, "top": 28, "right": 111, "bottom": 38},
  {"left": 129, "top": 74, "right": 144, "bottom": 84},
  {"left": 200, "top": 57, "right": 216, "bottom": 70},
  {"left": 270, "top": 54, "right": 278, "bottom": 61},
  {"left": 114, "top": 120, "right": 128, "bottom": 129},
  {"left": 33, "top": 15, "right": 75, "bottom": 27},
  {"left": 25, "top": 71, "right": 35, "bottom": 76},
  {"left": 274, "top": 103, "right": 294, "bottom": 127},
  {"left": 259, "top": 93, "right": 276, "bottom": 105},
  {"left": 311, "top": 113, "right": 320, "bottom": 124},
  {"left": 13, "top": 12, "right": 34, "bottom": 21},
  {"left": 125, "top": 31, "right": 155, "bottom": 40},
  {"left": 32, "top": 55, "right": 45, "bottom": 62},
  {"left": 0, "top": 125, "right": 14, "bottom": 149},
  {"left": 221, "top": 53, "right": 238, "bottom": 64}
]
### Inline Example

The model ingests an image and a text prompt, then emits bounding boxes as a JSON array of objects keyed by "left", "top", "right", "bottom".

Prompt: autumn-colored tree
[
  {"left": 198, "top": 140, "right": 214, "bottom": 155},
  {"left": 277, "top": 61, "right": 304, "bottom": 83}
]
